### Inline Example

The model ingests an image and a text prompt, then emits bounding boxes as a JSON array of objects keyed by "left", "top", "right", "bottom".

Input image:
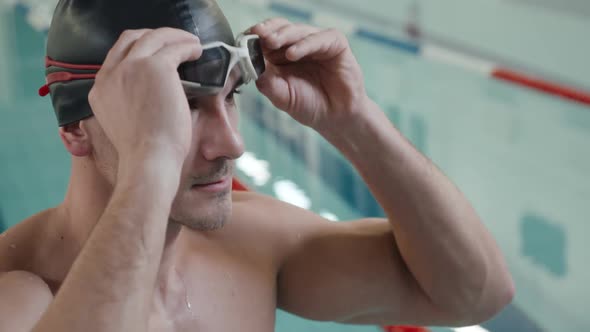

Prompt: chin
[{"left": 169, "top": 191, "right": 232, "bottom": 231}]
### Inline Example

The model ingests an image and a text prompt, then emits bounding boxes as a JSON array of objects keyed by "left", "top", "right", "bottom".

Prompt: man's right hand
[
  {"left": 88, "top": 28, "right": 202, "bottom": 165},
  {"left": 22, "top": 29, "right": 204, "bottom": 332}
]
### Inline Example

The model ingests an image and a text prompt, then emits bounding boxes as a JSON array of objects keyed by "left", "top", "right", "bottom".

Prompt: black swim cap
[{"left": 44, "top": 0, "right": 235, "bottom": 126}]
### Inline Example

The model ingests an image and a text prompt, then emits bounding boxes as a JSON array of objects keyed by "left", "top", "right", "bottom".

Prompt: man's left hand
[{"left": 249, "top": 18, "right": 368, "bottom": 131}]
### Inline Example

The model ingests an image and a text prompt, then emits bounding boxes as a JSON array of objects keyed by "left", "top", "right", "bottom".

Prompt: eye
[
  {"left": 226, "top": 88, "right": 242, "bottom": 104},
  {"left": 188, "top": 97, "right": 200, "bottom": 111}
]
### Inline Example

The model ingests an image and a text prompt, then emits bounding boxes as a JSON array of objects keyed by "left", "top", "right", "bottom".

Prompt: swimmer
[{"left": 0, "top": 0, "right": 514, "bottom": 331}]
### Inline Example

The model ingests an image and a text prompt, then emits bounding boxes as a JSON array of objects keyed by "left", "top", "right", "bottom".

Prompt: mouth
[{"left": 190, "top": 176, "right": 231, "bottom": 193}]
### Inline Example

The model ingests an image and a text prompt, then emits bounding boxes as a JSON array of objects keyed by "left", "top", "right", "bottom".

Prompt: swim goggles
[
  {"left": 39, "top": 34, "right": 265, "bottom": 97},
  {"left": 181, "top": 34, "right": 266, "bottom": 96}
]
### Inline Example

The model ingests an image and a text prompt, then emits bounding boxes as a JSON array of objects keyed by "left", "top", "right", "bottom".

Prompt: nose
[{"left": 198, "top": 103, "right": 245, "bottom": 162}]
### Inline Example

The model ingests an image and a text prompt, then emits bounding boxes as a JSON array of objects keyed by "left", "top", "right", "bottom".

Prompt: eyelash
[
  {"left": 227, "top": 88, "right": 242, "bottom": 103},
  {"left": 189, "top": 88, "right": 241, "bottom": 110}
]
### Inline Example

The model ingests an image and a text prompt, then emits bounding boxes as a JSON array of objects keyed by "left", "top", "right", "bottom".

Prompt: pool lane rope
[{"left": 248, "top": 0, "right": 590, "bottom": 108}]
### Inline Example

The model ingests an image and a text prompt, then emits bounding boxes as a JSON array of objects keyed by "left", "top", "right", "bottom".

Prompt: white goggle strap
[{"left": 236, "top": 34, "right": 261, "bottom": 83}]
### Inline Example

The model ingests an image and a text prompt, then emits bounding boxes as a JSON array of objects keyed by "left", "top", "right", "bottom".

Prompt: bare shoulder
[
  {"left": 0, "top": 211, "right": 60, "bottom": 330},
  {"left": 0, "top": 209, "right": 54, "bottom": 272},
  {"left": 231, "top": 190, "right": 387, "bottom": 236},
  {"left": 230, "top": 191, "right": 378, "bottom": 266},
  {"left": 229, "top": 190, "right": 327, "bottom": 268},
  {"left": 232, "top": 190, "right": 327, "bottom": 220},
  {"left": 231, "top": 190, "right": 332, "bottom": 233}
]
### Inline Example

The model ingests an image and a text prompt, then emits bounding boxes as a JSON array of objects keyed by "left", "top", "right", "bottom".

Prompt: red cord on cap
[
  {"left": 40, "top": 57, "right": 102, "bottom": 97},
  {"left": 45, "top": 56, "right": 102, "bottom": 70},
  {"left": 39, "top": 72, "right": 97, "bottom": 97},
  {"left": 38, "top": 85, "right": 50, "bottom": 97}
]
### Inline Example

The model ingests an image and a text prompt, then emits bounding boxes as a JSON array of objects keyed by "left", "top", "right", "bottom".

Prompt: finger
[
  {"left": 249, "top": 17, "right": 292, "bottom": 39},
  {"left": 255, "top": 65, "right": 291, "bottom": 110},
  {"left": 286, "top": 29, "right": 349, "bottom": 62},
  {"left": 101, "top": 29, "right": 151, "bottom": 73},
  {"left": 263, "top": 47, "right": 293, "bottom": 65},
  {"left": 153, "top": 40, "right": 204, "bottom": 69},
  {"left": 126, "top": 27, "right": 200, "bottom": 59},
  {"left": 264, "top": 23, "right": 320, "bottom": 50}
]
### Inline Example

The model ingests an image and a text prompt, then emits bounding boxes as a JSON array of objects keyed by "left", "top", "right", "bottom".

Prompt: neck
[
  {"left": 54, "top": 157, "right": 182, "bottom": 279},
  {"left": 57, "top": 157, "right": 112, "bottom": 250}
]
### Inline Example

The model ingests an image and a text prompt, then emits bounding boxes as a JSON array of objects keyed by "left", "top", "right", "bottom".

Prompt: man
[{"left": 0, "top": 0, "right": 514, "bottom": 331}]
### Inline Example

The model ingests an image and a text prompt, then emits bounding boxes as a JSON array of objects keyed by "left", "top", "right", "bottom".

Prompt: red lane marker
[
  {"left": 231, "top": 178, "right": 249, "bottom": 191},
  {"left": 492, "top": 69, "right": 590, "bottom": 107}
]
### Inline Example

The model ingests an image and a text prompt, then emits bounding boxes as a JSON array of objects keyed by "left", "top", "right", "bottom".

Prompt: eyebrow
[
  {"left": 232, "top": 76, "right": 245, "bottom": 91},
  {"left": 185, "top": 76, "right": 245, "bottom": 104}
]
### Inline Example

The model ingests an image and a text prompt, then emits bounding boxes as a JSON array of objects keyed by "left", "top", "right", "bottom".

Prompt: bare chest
[{"left": 148, "top": 250, "right": 278, "bottom": 332}]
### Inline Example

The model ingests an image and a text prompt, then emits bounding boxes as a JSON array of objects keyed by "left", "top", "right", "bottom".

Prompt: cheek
[
  {"left": 228, "top": 107, "right": 242, "bottom": 137},
  {"left": 230, "top": 111, "right": 240, "bottom": 128},
  {"left": 179, "top": 117, "right": 202, "bottom": 175},
  {"left": 231, "top": 108, "right": 244, "bottom": 135}
]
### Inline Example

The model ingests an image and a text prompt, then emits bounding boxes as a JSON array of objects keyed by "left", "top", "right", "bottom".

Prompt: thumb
[{"left": 255, "top": 66, "right": 291, "bottom": 111}]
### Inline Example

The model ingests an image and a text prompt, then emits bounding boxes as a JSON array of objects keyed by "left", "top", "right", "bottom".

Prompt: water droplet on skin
[
  {"left": 182, "top": 282, "right": 192, "bottom": 314},
  {"left": 175, "top": 269, "right": 194, "bottom": 317}
]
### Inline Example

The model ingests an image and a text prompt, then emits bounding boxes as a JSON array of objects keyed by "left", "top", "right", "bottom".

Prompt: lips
[
  {"left": 193, "top": 179, "right": 223, "bottom": 186},
  {"left": 191, "top": 176, "right": 228, "bottom": 187},
  {"left": 189, "top": 176, "right": 231, "bottom": 193}
]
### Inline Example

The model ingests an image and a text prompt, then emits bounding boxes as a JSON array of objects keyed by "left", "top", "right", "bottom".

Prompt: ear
[{"left": 59, "top": 121, "right": 92, "bottom": 157}]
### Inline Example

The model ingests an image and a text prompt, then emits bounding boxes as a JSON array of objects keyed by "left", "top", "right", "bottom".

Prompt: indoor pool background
[{"left": 0, "top": 0, "right": 589, "bottom": 331}]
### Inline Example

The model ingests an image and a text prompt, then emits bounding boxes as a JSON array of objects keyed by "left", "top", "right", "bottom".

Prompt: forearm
[
  {"left": 33, "top": 158, "right": 181, "bottom": 332},
  {"left": 320, "top": 99, "right": 514, "bottom": 319}
]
